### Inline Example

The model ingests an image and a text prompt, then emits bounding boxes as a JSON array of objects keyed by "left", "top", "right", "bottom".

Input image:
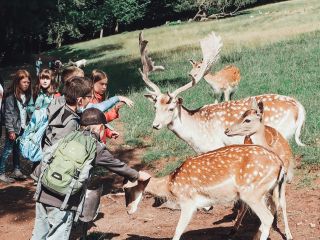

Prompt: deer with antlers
[
  {"left": 139, "top": 31, "right": 306, "bottom": 154},
  {"left": 189, "top": 62, "right": 241, "bottom": 103},
  {"left": 124, "top": 145, "right": 292, "bottom": 240}
]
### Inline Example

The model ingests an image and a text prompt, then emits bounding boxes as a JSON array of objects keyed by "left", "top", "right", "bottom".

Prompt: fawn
[
  {"left": 224, "top": 99, "right": 295, "bottom": 234},
  {"left": 189, "top": 62, "right": 241, "bottom": 103}
]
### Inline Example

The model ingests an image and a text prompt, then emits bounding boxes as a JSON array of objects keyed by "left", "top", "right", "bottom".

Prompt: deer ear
[
  {"left": 177, "top": 97, "right": 183, "bottom": 105},
  {"left": 144, "top": 94, "right": 157, "bottom": 103},
  {"left": 257, "top": 101, "right": 264, "bottom": 115},
  {"left": 189, "top": 59, "right": 195, "bottom": 65},
  {"left": 251, "top": 98, "right": 259, "bottom": 111}
]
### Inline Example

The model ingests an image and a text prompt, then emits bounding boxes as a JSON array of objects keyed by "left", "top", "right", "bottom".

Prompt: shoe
[
  {"left": 12, "top": 169, "right": 27, "bottom": 180},
  {"left": 0, "top": 174, "right": 15, "bottom": 183}
]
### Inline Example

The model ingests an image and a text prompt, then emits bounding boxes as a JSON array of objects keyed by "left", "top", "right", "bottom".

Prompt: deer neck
[
  {"left": 250, "top": 125, "right": 271, "bottom": 151},
  {"left": 145, "top": 176, "right": 170, "bottom": 199},
  {"left": 168, "top": 106, "right": 223, "bottom": 153}
]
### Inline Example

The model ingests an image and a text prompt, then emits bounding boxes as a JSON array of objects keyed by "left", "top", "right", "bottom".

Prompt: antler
[
  {"left": 171, "top": 32, "right": 223, "bottom": 97},
  {"left": 139, "top": 32, "right": 164, "bottom": 96}
]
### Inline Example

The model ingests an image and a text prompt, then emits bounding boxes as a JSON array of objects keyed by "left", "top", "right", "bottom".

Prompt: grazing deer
[
  {"left": 69, "top": 59, "right": 87, "bottom": 68},
  {"left": 224, "top": 99, "right": 295, "bottom": 234},
  {"left": 139, "top": 32, "right": 305, "bottom": 153},
  {"left": 124, "top": 145, "right": 292, "bottom": 240},
  {"left": 189, "top": 62, "right": 241, "bottom": 103}
]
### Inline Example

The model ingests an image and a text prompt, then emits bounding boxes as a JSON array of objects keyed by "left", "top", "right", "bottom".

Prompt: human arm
[
  {"left": 4, "top": 95, "right": 16, "bottom": 135},
  {"left": 86, "top": 96, "right": 119, "bottom": 112},
  {"left": 96, "top": 144, "right": 139, "bottom": 182}
]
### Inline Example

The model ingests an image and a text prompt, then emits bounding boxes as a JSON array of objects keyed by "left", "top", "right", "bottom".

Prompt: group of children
[{"left": 0, "top": 66, "right": 150, "bottom": 239}]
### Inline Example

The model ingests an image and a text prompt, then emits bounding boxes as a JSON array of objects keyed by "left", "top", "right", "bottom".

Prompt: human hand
[
  {"left": 118, "top": 96, "right": 134, "bottom": 108},
  {"left": 138, "top": 171, "right": 151, "bottom": 182},
  {"left": 114, "top": 102, "right": 125, "bottom": 113},
  {"left": 110, "top": 130, "right": 120, "bottom": 139},
  {"left": 8, "top": 132, "right": 16, "bottom": 141}
]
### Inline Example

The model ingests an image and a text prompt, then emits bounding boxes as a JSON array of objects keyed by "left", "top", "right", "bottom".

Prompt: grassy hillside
[
  {"left": 52, "top": 0, "right": 320, "bottom": 174},
  {"left": 2, "top": 0, "right": 320, "bottom": 175}
]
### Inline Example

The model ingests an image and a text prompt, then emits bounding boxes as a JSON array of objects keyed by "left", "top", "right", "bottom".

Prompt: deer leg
[
  {"left": 244, "top": 199, "right": 274, "bottom": 240},
  {"left": 224, "top": 89, "right": 230, "bottom": 102},
  {"left": 279, "top": 183, "right": 293, "bottom": 240},
  {"left": 172, "top": 202, "right": 196, "bottom": 240},
  {"left": 229, "top": 89, "right": 236, "bottom": 101},
  {"left": 231, "top": 201, "right": 248, "bottom": 234}
]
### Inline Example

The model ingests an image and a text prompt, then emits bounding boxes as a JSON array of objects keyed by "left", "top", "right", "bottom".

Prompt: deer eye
[
  {"left": 244, "top": 119, "right": 251, "bottom": 123},
  {"left": 197, "top": 66, "right": 201, "bottom": 68},
  {"left": 168, "top": 107, "right": 175, "bottom": 112}
]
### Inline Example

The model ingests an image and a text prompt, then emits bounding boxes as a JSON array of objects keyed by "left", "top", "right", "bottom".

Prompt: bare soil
[{"left": 0, "top": 125, "right": 319, "bottom": 240}]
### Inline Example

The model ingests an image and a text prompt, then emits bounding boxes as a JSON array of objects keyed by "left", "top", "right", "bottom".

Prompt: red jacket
[{"left": 90, "top": 92, "right": 119, "bottom": 143}]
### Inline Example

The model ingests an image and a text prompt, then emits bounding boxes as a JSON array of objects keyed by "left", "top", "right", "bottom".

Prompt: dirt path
[{"left": 0, "top": 124, "right": 319, "bottom": 240}]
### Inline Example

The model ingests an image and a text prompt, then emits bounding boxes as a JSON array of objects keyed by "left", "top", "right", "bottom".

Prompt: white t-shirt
[{"left": 17, "top": 94, "right": 27, "bottom": 129}]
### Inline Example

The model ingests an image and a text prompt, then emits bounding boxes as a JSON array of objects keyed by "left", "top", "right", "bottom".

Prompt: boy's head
[
  {"left": 63, "top": 77, "right": 92, "bottom": 110},
  {"left": 80, "top": 108, "right": 107, "bottom": 139},
  {"left": 61, "top": 66, "right": 84, "bottom": 83}
]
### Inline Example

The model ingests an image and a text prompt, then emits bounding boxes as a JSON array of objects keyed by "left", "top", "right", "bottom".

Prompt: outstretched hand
[
  {"left": 138, "top": 171, "right": 151, "bottom": 181},
  {"left": 110, "top": 130, "right": 120, "bottom": 139},
  {"left": 118, "top": 96, "right": 134, "bottom": 108}
]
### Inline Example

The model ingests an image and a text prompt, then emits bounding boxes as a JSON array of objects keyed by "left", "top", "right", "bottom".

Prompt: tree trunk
[
  {"left": 100, "top": 28, "right": 103, "bottom": 39},
  {"left": 115, "top": 20, "right": 119, "bottom": 33}
]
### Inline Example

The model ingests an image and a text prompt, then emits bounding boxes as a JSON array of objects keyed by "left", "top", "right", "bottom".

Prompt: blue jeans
[
  {"left": 31, "top": 202, "right": 74, "bottom": 240},
  {"left": 0, "top": 135, "right": 21, "bottom": 174}
]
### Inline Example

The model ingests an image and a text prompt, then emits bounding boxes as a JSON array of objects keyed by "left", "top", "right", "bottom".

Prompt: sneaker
[
  {"left": 12, "top": 169, "right": 27, "bottom": 180},
  {"left": 0, "top": 174, "right": 15, "bottom": 183}
]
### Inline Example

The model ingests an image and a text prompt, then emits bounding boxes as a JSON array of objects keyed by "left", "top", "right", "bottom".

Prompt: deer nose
[{"left": 153, "top": 124, "right": 161, "bottom": 130}]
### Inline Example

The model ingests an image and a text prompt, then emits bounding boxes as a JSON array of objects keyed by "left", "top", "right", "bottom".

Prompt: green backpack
[{"left": 37, "top": 130, "right": 97, "bottom": 211}]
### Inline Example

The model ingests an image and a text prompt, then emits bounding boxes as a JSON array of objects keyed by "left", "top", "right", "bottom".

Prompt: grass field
[{"left": 2, "top": 0, "right": 320, "bottom": 175}]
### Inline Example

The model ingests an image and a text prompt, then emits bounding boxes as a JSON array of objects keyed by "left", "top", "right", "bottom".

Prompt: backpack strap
[
  {"left": 60, "top": 169, "right": 80, "bottom": 210},
  {"left": 33, "top": 162, "right": 49, "bottom": 201},
  {"left": 74, "top": 182, "right": 88, "bottom": 223}
]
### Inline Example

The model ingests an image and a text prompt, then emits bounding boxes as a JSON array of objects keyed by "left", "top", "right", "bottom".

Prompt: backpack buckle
[{"left": 75, "top": 169, "right": 80, "bottom": 179}]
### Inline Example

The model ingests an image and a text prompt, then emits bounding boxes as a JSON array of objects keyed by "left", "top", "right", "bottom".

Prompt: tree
[
  {"left": 47, "top": 0, "right": 85, "bottom": 48},
  {"left": 192, "top": 0, "right": 257, "bottom": 21},
  {"left": 109, "top": 0, "right": 150, "bottom": 32}
]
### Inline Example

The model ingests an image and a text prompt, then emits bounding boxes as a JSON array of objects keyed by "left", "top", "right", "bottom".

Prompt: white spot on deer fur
[{"left": 253, "top": 171, "right": 258, "bottom": 176}]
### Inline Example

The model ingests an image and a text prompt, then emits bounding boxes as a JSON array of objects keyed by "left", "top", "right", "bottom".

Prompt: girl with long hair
[{"left": 0, "top": 70, "right": 33, "bottom": 183}]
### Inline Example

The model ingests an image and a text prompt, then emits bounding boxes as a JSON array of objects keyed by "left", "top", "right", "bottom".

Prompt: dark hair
[
  {"left": 61, "top": 67, "right": 84, "bottom": 83},
  {"left": 8, "top": 69, "right": 32, "bottom": 103},
  {"left": 63, "top": 77, "right": 92, "bottom": 105},
  {"left": 91, "top": 69, "right": 108, "bottom": 84},
  {"left": 33, "top": 69, "right": 57, "bottom": 100},
  {"left": 80, "top": 108, "right": 107, "bottom": 126}
]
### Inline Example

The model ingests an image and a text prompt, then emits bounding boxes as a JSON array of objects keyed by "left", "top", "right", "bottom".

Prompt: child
[
  {"left": 28, "top": 69, "right": 60, "bottom": 171},
  {"left": 31, "top": 108, "right": 150, "bottom": 240},
  {"left": 42, "top": 76, "right": 92, "bottom": 150},
  {"left": 90, "top": 69, "right": 133, "bottom": 142},
  {"left": 0, "top": 70, "right": 33, "bottom": 183},
  {"left": 31, "top": 68, "right": 60, "bottom": 111}
]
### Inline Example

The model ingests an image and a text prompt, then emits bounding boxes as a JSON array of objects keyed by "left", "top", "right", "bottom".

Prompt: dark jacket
[
  {"left": 36, "top": 130, "right": 139, "bottom": 210},
  {"left": 43, "top": 96, "right": 79, "bottom": 151},
  {"left": 4, "top": 94, "right": 33, "bottom": 134}
]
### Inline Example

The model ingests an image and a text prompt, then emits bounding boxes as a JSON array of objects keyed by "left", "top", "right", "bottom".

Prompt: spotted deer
[
  {"left": 189, "top": 62, "right": 240, "bottom": 103},
  {"left": 124, "top": 145, "right": 292, "bottom": 240},
  {"left": 224, "top": 99, "right": 295, "bottom": 234},
  {"left": 139, "top": 32, "right": 306, "bottom": 153},
  {"left": 225, "top": 99, "right": 295, "bottom": 183}
]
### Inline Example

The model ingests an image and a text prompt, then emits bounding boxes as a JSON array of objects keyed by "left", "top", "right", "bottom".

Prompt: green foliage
[{"left": 110, "top": 0, "right": 150, "bottom": 25}]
